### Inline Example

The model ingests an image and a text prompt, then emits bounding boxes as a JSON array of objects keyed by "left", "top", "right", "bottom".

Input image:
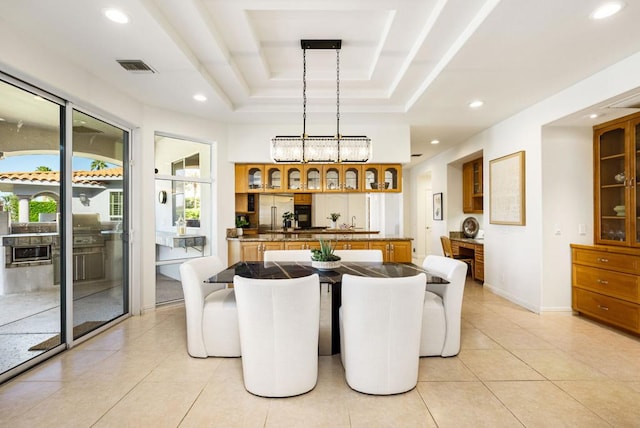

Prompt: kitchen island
[{"left": 228, "top": 233, "right": 413, "bottom": 263}]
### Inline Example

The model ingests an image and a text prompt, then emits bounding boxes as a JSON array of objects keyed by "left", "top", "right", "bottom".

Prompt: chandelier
[{"left": 271, "top": 39, "right": 371, "bottom": 163}]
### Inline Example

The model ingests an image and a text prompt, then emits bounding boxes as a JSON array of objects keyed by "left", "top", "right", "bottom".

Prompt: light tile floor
[{"left": 2, "top": 279, "right": 640, "bottom": 427}]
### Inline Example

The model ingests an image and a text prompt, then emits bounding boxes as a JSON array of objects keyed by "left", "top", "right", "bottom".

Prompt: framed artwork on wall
[
  {"left": 490, "top": 150, "right": 526, "bottom": 225},
  {"left": 433, "top": 192, "right": 443, "bottom": 220}
]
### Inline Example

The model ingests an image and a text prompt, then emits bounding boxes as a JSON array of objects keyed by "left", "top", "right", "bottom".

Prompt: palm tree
[
  {"left": 90, "top": 159, "right": 108, "bottom": 170},
  {"left": 35, "top": 166, "right": 52, "bottom": 171}
]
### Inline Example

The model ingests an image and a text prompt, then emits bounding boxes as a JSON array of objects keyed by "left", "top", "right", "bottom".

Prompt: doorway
[{"left": 415, "top": 171, "right": 433, "bottom": 263}]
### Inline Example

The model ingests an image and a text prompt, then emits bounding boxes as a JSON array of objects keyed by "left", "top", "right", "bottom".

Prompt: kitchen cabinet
[
  {"left": 323, "top": 165, "right": 363, "bottom": 192},
  {"left": 369, "top": 240, "right": 411, "bottom": 262},
  {"left": 593, "top": 112, "right": 640, "bottom": 247},
  {"left": 463, "top": 157, "right": 483, "bottom": 213},
  {"left": 284, "top": 241, "right": 321, "bottom": 250},
  {"left": 236, "top": 164, "right": 285, "bottom": 193},
  {"left": 335, "top": 240, "right": 370, "bottom": 250},
  {"left": 235, "top": 163, "right": 401, "bottom": 193},
  {"left": 230, "top": 241, "right": 284, "bottom": 263},
  {"left": 283, "top": 164, "right": 322, "bottom": 193},
  {"left": 294, "top": 193, "right": 312, "bottom": 205},
  {"left": 364, "top": 164, "right": 402, "bottom": 192},
  {"left": 571, "top": 244, "right": 640, "bottom": 334}
]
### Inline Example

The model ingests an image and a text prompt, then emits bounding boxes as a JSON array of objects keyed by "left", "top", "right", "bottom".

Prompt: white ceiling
[{"left": 2, "top": 0, "right": 640, "bottom": 166}]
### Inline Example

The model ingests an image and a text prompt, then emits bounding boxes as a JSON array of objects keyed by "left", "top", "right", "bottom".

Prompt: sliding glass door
[
  {"left": 0, "top": 78, "right": 64, "bottom": 377},
  {"left": 71, "top": 110, "right": 128, "bottom": 337},
  {"left": 0, "top": 76, "right": 130, "bottom": 381}
]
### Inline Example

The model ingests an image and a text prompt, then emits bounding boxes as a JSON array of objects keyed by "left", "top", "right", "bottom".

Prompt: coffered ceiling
[{"left": 2, "top": 0, "right": 640, "bottom": 166}]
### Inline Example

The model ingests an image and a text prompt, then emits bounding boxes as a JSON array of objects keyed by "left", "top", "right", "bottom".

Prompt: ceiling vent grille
[
  {"left": 606, "top": 93, "right": 640, "bottom": 109},
  {"left": 116, "top": 59, "right": 155, "bottom": 73}
]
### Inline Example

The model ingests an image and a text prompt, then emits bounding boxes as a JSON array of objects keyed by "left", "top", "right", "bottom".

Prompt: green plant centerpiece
[
  {"left": 311, "top": 238, "right": 341, "bottom": 270},
  {"left": 327, "top": 212, "right": 340, "bottom": 229}
]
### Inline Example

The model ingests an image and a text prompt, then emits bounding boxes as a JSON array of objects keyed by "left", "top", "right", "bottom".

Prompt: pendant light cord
[
  {"left": 303, "top": 47, "right": 307, "bottom": 139},
  {"left": 336, "top": 48, "right": 340, "bottom": 140}
]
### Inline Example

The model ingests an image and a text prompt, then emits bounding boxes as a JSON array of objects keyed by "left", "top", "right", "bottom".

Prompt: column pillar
[{"left": 17, "top": 196, "right": 30, "bottom": 223}]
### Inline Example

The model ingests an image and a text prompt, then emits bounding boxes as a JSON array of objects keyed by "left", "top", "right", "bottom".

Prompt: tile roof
[{"left": 0, "top": 167, "right": 123, "bottom": 185}]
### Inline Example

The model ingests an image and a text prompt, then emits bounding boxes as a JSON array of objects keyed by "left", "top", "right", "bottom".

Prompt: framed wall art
[
  {"left": 433, "top": 192, "right": 443, "bottom": 221},
  {"left": 490, "top": 150, "right": 525, "bottom": 225}
]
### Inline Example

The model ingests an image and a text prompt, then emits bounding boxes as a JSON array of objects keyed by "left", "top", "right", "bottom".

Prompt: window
[{"left": 110, "top": 191, "right": 123, "bottom": 220}]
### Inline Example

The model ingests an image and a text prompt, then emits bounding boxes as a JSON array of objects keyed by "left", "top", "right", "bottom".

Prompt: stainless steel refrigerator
[{"left": 258, "top": 194, "right": 294, "bottom": 231}]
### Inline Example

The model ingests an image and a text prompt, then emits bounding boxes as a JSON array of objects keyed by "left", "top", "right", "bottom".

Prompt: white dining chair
[
  {"left": 262, "top": 249, "right": 312, "bottom": 262},
  {"left": 339, "top": 273, "right": 426, "bottom": 395},
  {"left": 420, "top": 255, "right": 468, "bottom": 357},
  {"left": 179, "top": 256, "right": 240, "bottom": 358},
  {"left": 234, "top": 274, "right": 320, "bottom": 397},
  {"left": 333, "top": 249, "right": 383, "bottom": 262}
]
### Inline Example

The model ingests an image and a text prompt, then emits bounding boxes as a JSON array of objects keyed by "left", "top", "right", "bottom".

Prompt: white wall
[
  {"left": 408, "top": 50, "right": 640, "bottom": 313},
  {"left": 541, "top": 126, "right": 593, "bottom": 311}
]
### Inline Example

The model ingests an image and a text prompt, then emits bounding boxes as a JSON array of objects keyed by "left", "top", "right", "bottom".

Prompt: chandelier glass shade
[{"left": 271, "top": 40, "right": 371, "bottom": 163}]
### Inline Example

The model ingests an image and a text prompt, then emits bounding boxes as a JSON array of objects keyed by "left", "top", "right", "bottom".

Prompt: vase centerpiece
[
  {"left": 311, "top": 238, "right": 341, "bottom": 270},
  {"left": 282, "top": 211, "right": 295, "bottom": 230},
  {"left": 327, "top": 212, "right": 340, "bottom": 229}
]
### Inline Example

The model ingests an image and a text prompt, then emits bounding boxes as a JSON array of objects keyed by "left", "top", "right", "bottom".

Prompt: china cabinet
[
  {"left": 594, "top": 113, "right": 640, "bottom": 247},
  {"left": 323, "top": 165, "right": 363, "bottom": 192},
  {"left": 462, "top": 157, "right": 483, "bottom": 213}
]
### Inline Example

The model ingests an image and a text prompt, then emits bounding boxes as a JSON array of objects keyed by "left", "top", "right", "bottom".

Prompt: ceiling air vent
[
  {"left": 606, "top": 93, "right": 640, "bottom": 109},
  {"left": 116, "top": 59, "right": 155, "bottom": 73}
]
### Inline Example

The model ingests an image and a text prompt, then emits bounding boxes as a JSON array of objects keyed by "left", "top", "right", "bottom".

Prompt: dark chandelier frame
[{"left": 271, "top": 39, "right": 371, "bottom": 163}]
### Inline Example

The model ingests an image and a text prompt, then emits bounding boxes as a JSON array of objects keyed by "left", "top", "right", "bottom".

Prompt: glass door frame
[{"left": 63, "top": 105, "right": 132, "bottom": 349}]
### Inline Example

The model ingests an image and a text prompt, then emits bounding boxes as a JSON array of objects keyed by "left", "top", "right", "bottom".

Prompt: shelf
[{"left": 601, "top": 153, "right": 626, "bottom": 160}]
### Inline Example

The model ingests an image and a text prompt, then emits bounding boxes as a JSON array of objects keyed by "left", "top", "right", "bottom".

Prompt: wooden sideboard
[
  {"left": 571, "top": 244, "right": 640, "bottom": 334},
  {"left": 450, "top": 237, "right": 484, "bottom": 282}
]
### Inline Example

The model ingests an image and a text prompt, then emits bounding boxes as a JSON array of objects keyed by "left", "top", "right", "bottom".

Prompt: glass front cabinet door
[
  {"left": 246, "top": 164, "right": 264, "bottom": 193},
  {"left": 594, "top": 115, "right": 640, "bottom": 247},
  {"left": 264, "top": 165, "right": 283, "bottom": 192},
  {"left": 343, "top": 165, "right": 362, "bottom": 191}
]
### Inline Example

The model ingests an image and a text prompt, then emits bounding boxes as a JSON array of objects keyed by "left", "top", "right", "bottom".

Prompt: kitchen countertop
[
  {"left": 263, "top": 228, "right": 380, "bottom": 234},
  {"left": 228, "top": 233, "right": 412, "bottom": 242}
]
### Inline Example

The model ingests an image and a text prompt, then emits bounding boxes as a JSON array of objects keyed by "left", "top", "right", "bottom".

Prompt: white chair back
[
  {"left": 179, "top": 256, "right": 229, "bottom": 357},
  {"left": 263, "top": 249, "right": 312, "bottom": 262},
  {"left": 421, "top": 255, "right": 467, "bottom": 356},
  {"left": 234, "top": 274, "right": 320, "bottom": 397},
  {"left": 340, "top": 273, "right": 426, "bottom": 395},
  {"left": 333, "top": 249, "right": 383, "bottom": 262}
]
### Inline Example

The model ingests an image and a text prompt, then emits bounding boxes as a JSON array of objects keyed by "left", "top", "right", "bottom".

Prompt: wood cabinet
[
  {"left": 593, "top": 112, "right": 640, "bottom": 247},
  {"left": 294, "top": 193, "right": 312, "bottom": 205},
  {"left": 235, "top": 163, "right": 400, "bottom": 193},
  {"left": 571, "top": 244, "right": 640, "bottom": 334},
  {"left": 323, "top": 165, "right": 363, "bottom": 192},
  {"left": 364, "top": 164, "right": 402, "bottom": 192},
  {"left": 229, "top": 241, "right": 284, "bottom": 263},
  {"left": 369, "top": 240, "right": 412, "bottom": 262},
  {"left": 450, "top": 238, "right": 484, "bottom": 282},
  {"left": 463, "top": 157, "right": 483, "bottom": 213},
  {"left": 229, "top": 238, "right": 412, "bottom": 263}
]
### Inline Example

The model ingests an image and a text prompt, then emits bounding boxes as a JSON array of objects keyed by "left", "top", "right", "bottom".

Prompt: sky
[{"left": 0, "top": 154, "right": 117, "bottom": 172}]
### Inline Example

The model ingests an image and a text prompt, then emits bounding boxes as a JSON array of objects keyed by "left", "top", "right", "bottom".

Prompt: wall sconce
[{"left": 79, "top": 193, "right": 90, "bottom": 206}]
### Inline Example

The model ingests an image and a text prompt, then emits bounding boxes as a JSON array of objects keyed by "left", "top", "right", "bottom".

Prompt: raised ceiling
[{"left": 2, "top": 0, "right": 640, "bottom": 166}]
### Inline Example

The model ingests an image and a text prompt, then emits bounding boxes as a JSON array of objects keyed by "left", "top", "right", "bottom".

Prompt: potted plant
[
  {"left": 327, "top": 212, "right": 340, "bottom": 229},
  {"left": 235, "top": 217, "right": 250, "bottom": 236},
  {"left": 311, "top": 238, "right": 341, "bottom": 270},
  {"left": 282, "top": 211, "right": 295, "bottom": 229}
]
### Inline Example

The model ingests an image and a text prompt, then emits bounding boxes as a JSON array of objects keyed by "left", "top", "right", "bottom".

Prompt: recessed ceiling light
[
  {"left": 103, "top": 8, "right": 129, "bottom": 24},
  {"left": 590, "top": 2, "right": 625, "bottom": 20},
  {"left": 469, "top": 100, "right": 484, "bottom": 109},
  {"left": 430, "top": 139, "right": 440, "bottom": 145},
  {"left": 589, "top": 113, "right": 599, "bottom": 119},
  {"left": 0, "top": 118, "right": 5, "bottom": 122},
  {"left": 193, "top": 94, "right": 207, "bottom": 102}
]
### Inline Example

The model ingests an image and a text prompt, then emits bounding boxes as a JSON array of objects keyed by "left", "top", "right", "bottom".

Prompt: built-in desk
[{"left": 450, "top": 237, "right": 484, "bottom": 282}]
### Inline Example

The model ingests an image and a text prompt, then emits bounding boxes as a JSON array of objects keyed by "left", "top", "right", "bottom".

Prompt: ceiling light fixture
[
  {"left": 469, "top": 100, "right": 484, "bottom": 109},
  {"left": 193, "top": 94, "right": 207, "bottom": 102},
  {"left": 271, "top": 39, "right": 371, "bottom": 163},
  {"left": 430, "top": 139, "right": 440, "bottom": 145},
  {"left": 589, "top": 113, "right": 599, "bottom": 119},
  {"left": 104, "top": 8, "right": 129, "bottom": 24},
  {"left": 590, "top": 2, "right": 625, "bottom": 20}
]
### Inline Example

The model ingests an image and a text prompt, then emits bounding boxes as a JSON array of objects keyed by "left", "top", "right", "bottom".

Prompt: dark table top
[{"left": 207, "top": 261, "right": 448, "bottom": 284}]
